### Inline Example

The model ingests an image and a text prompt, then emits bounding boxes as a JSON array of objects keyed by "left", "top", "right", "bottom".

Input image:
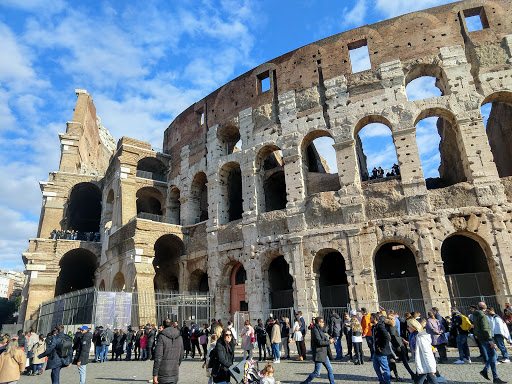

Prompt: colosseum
[{"left": 19, "top": 0, "right": 512, "bottom": 329}]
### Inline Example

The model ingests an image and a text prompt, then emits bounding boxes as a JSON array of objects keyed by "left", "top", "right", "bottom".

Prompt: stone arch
[
  {"left": 189, "top": 269, "right": 209, "bottom": 292},
  {"left": 111, "top": 272, "right": 126, "bottom": 291},
  {"left": 441, "top": 232, "right": 497, "bottom": 299},
  {"left": 168, "top": 186, "right": 181, "bottom": 225},
  {"left": 230, "top": 262, "right": 248, "bottom": 314},
  {"left": 136, "top": 187, "right": 164, "bottom": 217},
  {"left": 312, "top": 249, "right": 350, "bottom": 308},
  {"left": 481, "top": 91, "right": 512, "bottom": 177},
  {"left": 153, "top": 234, "right": 185, "bottom": 291},
  {"left": 266, "top": 255, "right": 294, "bottom": 309},
  {"left": 301, "top": 130, "right": 340, "bottom": 195},
  {"left": 66, "top": 182, "right": 102, "bottom": 233},
  {"left": 55, "top": 248, "right": 98, "bottom": 296},
  {"left": 99, "top": 279, "right": 105, "bottom": 290},
  {"left": 218, "top": 162, "right": 243, "bottom": 224},
  {"left": 103, "top": 189, "right": 114, "bottom": 229},
  {"left": 190, "top": 172, "right": 208, "bottom": 223},
  {"left": 217, "top": 123, "right": 241, "bottom": 155},
  {"left": 255, "top": 145, "right": 287, "bottom": 213},
  {"left": 414, "top": 107, "right": 468, "bottom": 189},
  {"left": 373, "top": 241, "right": 424, "bottom": 309},
  {"left": 136, "top": 157, "right": 168, "bottom": 181},
  {"left": 404, "top": 63, "right": 451, "bottom": 97}
]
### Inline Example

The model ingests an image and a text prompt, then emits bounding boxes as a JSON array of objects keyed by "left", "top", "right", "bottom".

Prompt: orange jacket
[{"left": 361, "top": 313, "right": 372, "bottom": 337}]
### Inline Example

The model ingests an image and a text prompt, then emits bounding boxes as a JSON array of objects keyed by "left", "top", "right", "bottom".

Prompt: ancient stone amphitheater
[{"left": 19, "top": 0, "right": 512, "bottom": 328}]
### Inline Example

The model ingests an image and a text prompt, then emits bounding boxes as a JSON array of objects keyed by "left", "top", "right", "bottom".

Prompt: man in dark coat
[
  {"left": 153, "top": 319, "right": 184, "bottom": 384},
  {"left": 38, "top": 325, "right": 73, "bottom": 384},
  {"left": 300, "top": 317, "right": 335, "bottom": 384},
  {"left": 328, "top": 310, "right": 343, "bottom": 360},
  {"left": 110, "top": 329, "right": 118, "bottom": 361},
  {"left": 147, "top": 324, "right": 157, "bottom": 360},
  {"left": 73, "top": 326, "right": 92, "bottom": 384},
  {"left": 371, "top": 313, "right": 392, "bottom": 384}
]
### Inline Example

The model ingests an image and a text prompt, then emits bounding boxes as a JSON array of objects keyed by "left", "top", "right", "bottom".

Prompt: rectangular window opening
[
  {"left": 197, "top": 109, "right": 205, "bottom": 125},
  {"left": 348, "top": 39, "right": 371, "bottom": 73},
  {"left": 463, "top": 7, "right": 489, "bottom": 32},
  {"left": 257, "top": 71, "right": 270, "bottom": 94}
]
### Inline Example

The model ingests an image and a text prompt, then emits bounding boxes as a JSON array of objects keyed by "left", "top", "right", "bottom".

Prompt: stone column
[
  {"left": 134, "top": 263, "right": 157, "bottom": 325},
  {"left": 487, "top": 212, "right": 512, "bottom": 296},
  {"left": 282, "top": 237, "right": 310, "bottom": 319}
]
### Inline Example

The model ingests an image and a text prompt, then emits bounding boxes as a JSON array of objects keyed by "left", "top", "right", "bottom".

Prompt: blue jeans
[
  {"left": 271, "top": 342, "right": 280, "bottom": 359},
  {"left": 101, "top": 345, "right": 109, "bottom": 362},
  {"left": 78, "top": 365, "right": 86, "bottom": 384},
  {"left": 51, "top": 366, "right": 61, "bottom": 384},
  {"left": 373, "top": 354, "right": 391, "bottom": 384},
  {"left": 494, "top": 335, "right": 509, "bottom": 359},
  {"left": 32, "top": 363, "right": 43, "bottom": 374},
  {"left": 95, "top": 345, "right": 102, "bottom": 361},
  {"left": 126, "top": 344, "right": 133, "bottom": 360},
  {"left": 481, "top": 340, "right": 498, "bottom": 379},
  {"left": 304, "top": 357, "right": 335, "bottom": 384},
  {"left": 365, "top": 336, "right": 374, "bottom": 359},
  {"left": 333, "top": 336, "right": 343, "bottom": 360},
  {"left": 416, "top": 373, "right": 438, "bottom": 383},
  {"left": 456, "top": 334, "right": 470, "bottom": 360}
]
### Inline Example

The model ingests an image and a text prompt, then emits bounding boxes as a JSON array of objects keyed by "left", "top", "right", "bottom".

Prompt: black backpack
[{"left": 56, "top": 334, "right": 73, "bottom": 358}]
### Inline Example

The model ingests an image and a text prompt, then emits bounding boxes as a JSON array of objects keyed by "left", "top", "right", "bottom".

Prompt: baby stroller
[{"left": 229, "top": 359, "right": 261, "bottom": 384}]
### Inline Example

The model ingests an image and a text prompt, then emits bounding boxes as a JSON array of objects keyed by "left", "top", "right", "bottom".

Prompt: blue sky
[{"left": 1, "top": 0, "right": 486, "bottom": 271}]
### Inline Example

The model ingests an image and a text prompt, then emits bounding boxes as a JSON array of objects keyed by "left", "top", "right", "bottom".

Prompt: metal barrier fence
[{"left": 321, "top": 306, "right": 350, "bottom": 320}]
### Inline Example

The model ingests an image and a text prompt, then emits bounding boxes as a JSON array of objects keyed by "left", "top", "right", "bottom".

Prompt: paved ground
[{"left": 18, "top": 346, "right": 512, "bottom": 383}]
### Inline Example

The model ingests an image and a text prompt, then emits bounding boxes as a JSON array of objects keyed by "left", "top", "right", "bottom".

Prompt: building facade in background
[{"left": 19, "top": 0, "right": 512, "bottom": 329}]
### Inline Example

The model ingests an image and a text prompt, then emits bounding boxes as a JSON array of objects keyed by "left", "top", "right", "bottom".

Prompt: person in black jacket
[
  {"left": 371, "top": 313, "right": 392, "bottom": 384},
  {"left": 300, "top": 317, "right": 335, "bottom": 384},
  {"left": 328, "top": 310, "right": 343, "bottom": 360},
  {"left": 38, "top": 325, "right": 73, "bottom": 384},
  {"left": 255, "top": 319, "right": 267, "bottom": 361},
  {"left": 110, "top": 329, "right": 118, "bottom": 361},
  {"left": 211, "top": 328, "right": 235, "bottom": 384},
  {"left": 152, "top": 319, "right": 183, "bottom": 384},
  {"left": 147, "top": 325, "right": 156, "bottom": 361},
  {"left": 73, "top": 326, "right": 92, "bottom": 384},
  {"left": 384, "top": 315, "right": 415, "bottom": 381}
]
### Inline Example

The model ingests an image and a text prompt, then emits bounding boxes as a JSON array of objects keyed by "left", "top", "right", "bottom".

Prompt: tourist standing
[
  {"left": 0, "top": 336, "right": 27, "bottom": 383},
  {"left": 240, "top": 319, "right": 255, "bottom": 360},
  {"left": 361, "top": 308, "right": 374, "bottom": 361},
  {"left": 280, "top": 317, "right": 291, "bottom": 360},
  {"left": 350, "top": 317, "right": 364, "bottom": 365},
  {"left": 31, "top": 334, "right": 46, "bottom": 375},
  {"left": 200, "top": 324, "right": 209, "bottom": 360},
  {"left": 211, "top": 328, "right": 235, "bottom": 384},
  {"left": 487, "top": 307, "right": 511, "bottom": 363},
  {"left": 147, "top": 325, "right": 156, "bottom": 361},
  {"left": 73, "top": 326, "right": 92, "bottom": 384},
  {"left": 101, "top": 327, "right": 114, "bottom": 362},
  {"left": 255, "top": 319, "right": 267, "bottom": 361},
  {"left": 93, "top": 326, "right": 103, "bottom": 362},
  {"left": 152, "top": 319, "right": 184, "bottom": 384},
  {"left": 180, "top": 322, "right": 191, "bottom": 359},
  {"left": 451, "top": 308, "right": 471, "bottom": 364},
  {"left": 299, "top": 317, "right": 335, "bottom": 384},
  {"left": 189, "top": 322, "right": 202, "bottom": 359},
  {"left": 328, "top": 310, "right": 343, "bottom": 360},
  {"left": 270, "top": 319, "right": 282, "bottom": 363},
  {"left": 371, "top": 313, "right": 392, "bottom": 384},
  {"left": 407, "top": 318, "right": 438, "bottom": 384},
  {"left": 343, "top": 312, "right": 352, "bottom": 360},
  {"left": 292, "top": 315, "right": 306, "bottom": 361},
  {"left": 426, "top": 312, "right": 448, "bottom": 363}
]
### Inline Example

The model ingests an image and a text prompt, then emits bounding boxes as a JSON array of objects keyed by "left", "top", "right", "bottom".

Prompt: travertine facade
[{"left": 20, "top": 0, "right": 512, "bottom": 327}]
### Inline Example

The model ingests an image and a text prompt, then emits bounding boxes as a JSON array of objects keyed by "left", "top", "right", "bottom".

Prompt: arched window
[
  {"left": 111, "top": 272, "right": 126, "bottom": 291},
  {"left": 268, "top": 256, "right": 294, "bottom": 309},
  {"left": 235, "top": 266, "right": 247, "bottom": 285},
  {"left": 219, "top": 162, "right": 243, "bottom": 224},
  {"left": 55, "top": 249, "right": 97, "bottom": 296},
  {"left": 136, "top": 157, "right": 167, "bottom": 182},
  {"left": 67, "top": 183, "right": 102, "bottom": 232},
  {"left": 217, "top": 124, "right": 241, "bottom": 155},
  {"left": 313, "top": 250, "right": 349, "bottom": 309},
  {"left": 301, "top": 132, "right": 340, "bottom": 195},
  {"left": 153, "top": 234, "right": 185, "bottom": 291},
  {"left": 190, "top": 172, "right": 208, "bottom": 223},
  {"left": 168, "top": 186, "right": 181, "bottom": 225},
  {"left": 256, "top": 146, "right": 287, "bottom": 213},
  {"left": 405, "top": 64, "right": 449, "bottom": 100},
  {"left": 136, "top": 187, "right": 164, "bottom": 218}
]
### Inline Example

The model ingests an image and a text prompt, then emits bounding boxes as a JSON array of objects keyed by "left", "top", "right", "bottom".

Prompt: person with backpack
[
  {"left": 189, "top": 322, "right": 202, "bottom": 359},
  {"left": 450, "top": 308, "right": 472, "bottom": 364},
  {"left": 38, "top": 325, "right": 73, "bottom": 384},
  {"left": 101, "top": 327, "right": 114, "bottom": 362},
  {"left": 73, "top": 326, "right": 92, "bottom": 384}
]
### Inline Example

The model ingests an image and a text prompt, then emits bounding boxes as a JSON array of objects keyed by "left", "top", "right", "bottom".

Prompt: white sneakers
[
  {"left": 273, "top": 359, "right": 280, "bottom": 364},
  {"left": 499, "top": 358, "right": 510, "bottom": 363},
  {"left": 464, "top": 358, "right": 472, "bottom": 364}
]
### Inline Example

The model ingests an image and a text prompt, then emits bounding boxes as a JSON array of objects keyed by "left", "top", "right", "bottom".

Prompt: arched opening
[
  {"left": 217, "top": 124, "right": 241, "bottom": 155},
  {"left": 66, "top": 183, "right": 102, "bottom": 233},
  {"left": 481, "top": 92, "right": 512, "bottom": 178},
  {"left": 168, "top": 186, "right": 181, "bottom": 225},
  {"left": 55, "top": 248, "right": 97, "bottom": 296},
  {"left": 189, "top": 270, "right": 209, "bottom": 292},
  {"left": 405, "top": 64, "right": 449, "bottom": 100},
  {"left": 441, "top": 234, "right": 496, "bottom": 299},
  {"left": 136, "top": 157, "right": 167, "bottom": 182},
  {"left": 111, "top": 272, "right": 126, "bottom": 291},
  {"left": 153, "top": 235, "right": 184, "bottom": 291},
  {"left": 374, "top": 242, "right": 423, "bottom": 310},
  {"left": 268, "top": 256, "right": 294, "bottom": 309},
  {"left": 190, "top": 172, "right": 208, "bottom": 223},
  {"left": 354, "top": 117, "right": 400, "bottom": 183},
  {"left": 199, "top": 273, "right": 209, "bottom": 292},
  {"left": 136, "top": 187, "right": 164, "bottom": 218},
  {"left": 314, "top": 250, "right": 350, "bottom": 308},
  {"left": 256, "top": 145, "right": 287, "bottom": 213},
  {"left": 230, "top": 263, "right": 247, "bottom": 315},
  {"left": 415, "top": 109, "right": 467, "bottom": 189},
  {"left": 301, "top": 131, "right": 340, "bottom": 195},
  {"left": 103, "top": 189, "right": 114, "bottom": 231},
  {"left": 219, "top": 162, "right": 243, "bottom": 224}
]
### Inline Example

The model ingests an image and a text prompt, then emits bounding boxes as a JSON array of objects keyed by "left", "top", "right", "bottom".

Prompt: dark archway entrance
[
  {"left": 441, "top": 234, "right": 495, "bottom": 298},
  {"left": 316, "top": 251, "right": 349, "bottom": 308},
  {"left": 269, "top": 256, "right": 294, "bottom": 309},
  {"left": 55, "top": 249, "right": 97, "bottom": 296},
  {"left": 153, "top": 235, "right": 184, "bottom": 291},
  {"left": 230, "top": 263, "right": 247, "bottom": 315},
  {"left": 67, "top": 183, "right": 102, "bottom": 232},
  {"left": 375, "top": 242, "right": 424, "bottom": 313}
]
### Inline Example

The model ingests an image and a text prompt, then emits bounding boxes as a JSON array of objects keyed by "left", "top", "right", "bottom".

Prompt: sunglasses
[{"left": 225, "top": 334, "right": 233, "bottom": 337}]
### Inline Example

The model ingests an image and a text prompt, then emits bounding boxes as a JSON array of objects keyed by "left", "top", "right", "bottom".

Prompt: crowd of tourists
[
  {"left": 49, "top": 229, "right": 100, "bottom": 242},
  {"left": 1, "top": 301, "right": 511, "bottom": 384},
  {"left": 362, "top": 163, "right": 401, "bottom": 181}
]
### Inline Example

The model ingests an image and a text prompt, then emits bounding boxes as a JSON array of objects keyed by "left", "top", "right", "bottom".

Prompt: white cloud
[
  {"left": 342, "top": 0, "right": 368, "bottom": 28},
  {"left": 349, "top": 45, "right": 372, "bottom": 73},
  {"left": 359, "top": 123, "right": 391, "bottom": 138},
  {"left": 406, "top": 76, "right": 442, "bottom": 101},
  {"left": 310, "top": 137, "right": 338, "bottom": 173},
  {"left": 374, "top": 0, "right": 454, "bottom": 19}
]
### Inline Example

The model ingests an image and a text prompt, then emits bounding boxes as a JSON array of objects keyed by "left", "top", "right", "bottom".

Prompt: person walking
[
  {"left": 350, "top": 317, "right": 364, "bottom": 365},
  {"left": 0, "top": 336, "right": 27, "bottom": 384},
  {"left": 255, "top": 319, "right": 267, "bottom": 361},
  {"left": 180, "top": 322, "right": 191, "bottom": 359},
  {"left": 371, "top": 313, "right": 392, "bottom": 384},
  {"left": 270, "top": 318, "right": 282, "bottom": 363},
  {"left": 73, "top": 326, "right": 92, "bottom": 384},
  {"left": 450, "top": 308, "right": 471, "bottom": 364},
  {"left": 152, "top": 319, "right": 184, "bottom": 384},
  {"left": 200, "top": 324, "right": 209, "bottom": 360},
  {"left": 361, "top": 308, "right": 374, "bottom": 361},
  {"left": 299, "top": 317, "right": 335, "bottom": 384},
  {"left": 407, "top": 319, "right": 438, "bottom": 384},
  {"left": 473, "top": 302, "right": 507, "bottom": 383},
  {"left": 31, "top": 334, "right": 46, "bottom": 375},
  {"left": 240, "top": 320, "right": 255, "bottom": 360},
  {"left": 487, "top": 307, "right": 511, "bottom": 363},
  {"left": 385, "top": 314, "right": 415, "bottom": 380},
  {"left": 211, "top": 328, "right": 235, "bottom": 384},
  {"left": 38, "top": 325, "right": 73, "bottom": 384},
  {"left": 328, "top": 310, "right": 343, "bottom": 360},
  {"left": 425, "top": 312, "right": 448, "bottom": 363}
]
